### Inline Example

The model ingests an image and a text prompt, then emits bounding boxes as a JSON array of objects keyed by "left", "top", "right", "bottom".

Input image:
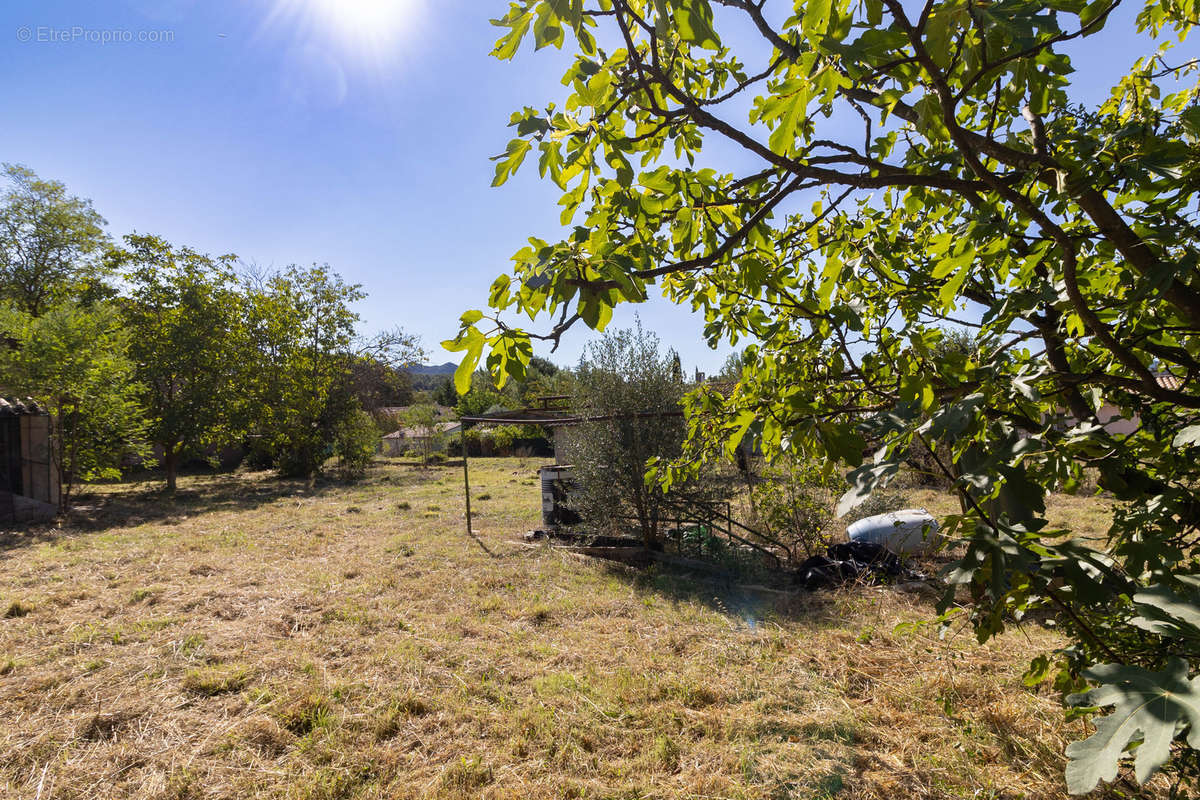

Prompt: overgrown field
[{"left": 0, "top": 458, "right": 1132, "bottom": 799}]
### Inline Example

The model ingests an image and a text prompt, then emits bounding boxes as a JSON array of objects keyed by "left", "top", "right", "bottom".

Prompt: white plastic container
[{"left": 846, "top": 509, "right": 941, "bottom": 555}]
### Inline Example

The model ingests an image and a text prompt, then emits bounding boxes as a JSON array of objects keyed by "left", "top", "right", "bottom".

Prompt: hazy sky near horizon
[{"left": 0, "top": 0, "right": 1159, "bottom": 372}]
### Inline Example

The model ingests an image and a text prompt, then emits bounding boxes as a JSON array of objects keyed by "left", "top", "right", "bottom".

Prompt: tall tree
[
  {"left": 244, "top": 265, "right": 420, "bottom": 481},
  {"left": 0, "top": 303, "right": 146, "bottom": 511},
  {"left": 348, "top": 355, "right": 415, "bottom": 411},
  {"left": 113, "top": 234, "right": 250, "bottom": 493},
  {"left": 455, "top": 0, "right": 1200, "bottom": 790},
  {"left": 0, "top": 164, "right": 110, "bottom": 316},
  {"left": 243, "top": 265, "right": 363, "bottom": 480}
]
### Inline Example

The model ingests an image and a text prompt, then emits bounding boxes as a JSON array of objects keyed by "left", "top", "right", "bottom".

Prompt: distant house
[
  {"left": 374, "top": 404, "right": 456, "bottom": 421},
  {"left": 0, "top": 397, "right": 59, "bottom": 519},
  {"left": 381, "top": 421, "right": 461, "bottom": 456}
]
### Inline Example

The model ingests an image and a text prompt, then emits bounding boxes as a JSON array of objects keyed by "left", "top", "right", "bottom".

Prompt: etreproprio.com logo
[{"left": 16, "top": 26, "right": 175, "bottom": 44}]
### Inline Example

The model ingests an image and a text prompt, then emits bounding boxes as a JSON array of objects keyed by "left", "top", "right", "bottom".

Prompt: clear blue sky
[{"left": 0, "top": 0, "right": 1154, "bottom": 372}]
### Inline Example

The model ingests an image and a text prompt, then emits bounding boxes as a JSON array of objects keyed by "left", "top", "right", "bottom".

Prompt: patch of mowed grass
[
  {"left": 277, "top": 692, "right": 337, "bottom": 736},
  {"left": 371, "top": 692, "right": 432, "bottom": 740},
  {"left": 652, "top": 734, "right": 681, "bottom": 772},
  {"left": 181, "top": 663, "right": 253, "bottom": 695},
  {"left": 656, "top": 676, "right": 724, "bottom": 708},
  {"left": 0, "top": 460, "right": 1103, "bottom": 800},
  {"left": 439, "top": 756, "right": 493, "bottom": 793},
  {"left": 801, "top": 718, "right": 858, "bottom": 745},
  {"left": 169, "top": 632, "right": 208, "bottom": 663},
  {"left": 320, "top": 602, "right": 378, "bottom": 631},
  {"left": 160, "top": 767, "right": 199, "bottom": 800},
  {"left": 290, "top": 766, "right": 374, "bottom": 800},
  {"left": 385, "top": 536, "right": 414, "bottom": 557},
  {"left": 4, "top": 600, "right": 32, "bottom": 618},
  {"left": 129, "top": 586, "right": 158, "bottom": 604}
]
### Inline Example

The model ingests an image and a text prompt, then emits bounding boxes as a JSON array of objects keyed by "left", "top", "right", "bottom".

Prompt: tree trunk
[{"left": 165, "top": 447, "right": 179, "bottom": 494}]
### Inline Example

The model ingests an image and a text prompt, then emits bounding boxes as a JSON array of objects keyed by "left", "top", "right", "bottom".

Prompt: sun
[
  {"left": 313, "top": 0, "right": 413, "bottom": 43},
  {"left": 266, "top": 0, "right": 424, "bottom": 63}
]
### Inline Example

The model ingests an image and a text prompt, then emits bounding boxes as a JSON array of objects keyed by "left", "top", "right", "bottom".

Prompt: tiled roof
[
  {"left": 1157, "top": 373, "right": 1185, "bottom": 391},
  {"left": 382, "top": 421, "right": 461, "bottom": 439},
  {"left": 0, "top": 397, "right": 46, "bottom": 417}
]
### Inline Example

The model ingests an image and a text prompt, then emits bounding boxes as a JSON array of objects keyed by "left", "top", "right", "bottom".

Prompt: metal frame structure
[
  {"left": 454, "top": 396, "right": 787, "bottom": 566},
  {"left": 456, "top": 395, "right": 684, "bottom": 538}
]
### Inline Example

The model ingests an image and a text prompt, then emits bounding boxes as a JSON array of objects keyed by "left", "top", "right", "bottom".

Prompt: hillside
[{"left": 405, "top": 362, "right": 457, "bottom": 376}]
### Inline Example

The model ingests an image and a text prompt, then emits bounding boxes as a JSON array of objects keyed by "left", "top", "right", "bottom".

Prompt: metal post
[{"left": 462, "top": 445, "right": 472, "bottom": 536}]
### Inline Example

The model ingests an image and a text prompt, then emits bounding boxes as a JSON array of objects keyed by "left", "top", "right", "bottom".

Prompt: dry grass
[
  {"left": 0, "top": 458, "right": 1146, "bottom": 798},
  {"left": 900, "top": 488, "right": 1115, "bottom": 542}
]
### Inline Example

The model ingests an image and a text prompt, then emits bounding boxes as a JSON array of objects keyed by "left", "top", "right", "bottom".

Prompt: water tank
[
  {"left": 539, "top": 465, "right": 578, "bottom": 528},
  {"left": 846, "top": 509, "right": 940, "bottom": 555}
]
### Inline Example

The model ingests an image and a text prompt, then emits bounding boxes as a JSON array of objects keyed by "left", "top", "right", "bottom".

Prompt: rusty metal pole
[{"left": 462, "top": 436, "right": 472, "bottom": 536}]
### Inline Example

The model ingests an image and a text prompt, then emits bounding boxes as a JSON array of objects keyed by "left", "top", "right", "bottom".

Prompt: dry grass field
[{"left": 0, "top": 458, "right": 1135, "bottom": 799}]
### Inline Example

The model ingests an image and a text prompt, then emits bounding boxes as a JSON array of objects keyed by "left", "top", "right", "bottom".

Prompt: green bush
[
  {"left": 750, "top": 455, "right": 842, "bottom": 560},
  {"left": 333, "top": 409, "right": 379, "bottom": 478}
]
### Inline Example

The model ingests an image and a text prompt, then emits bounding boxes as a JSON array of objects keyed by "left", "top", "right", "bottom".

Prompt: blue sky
[{"left": 0, "top": 0, "right": 1156, "bottom": 372}]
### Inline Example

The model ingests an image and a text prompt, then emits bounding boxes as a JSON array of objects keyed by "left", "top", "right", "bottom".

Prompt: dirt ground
[{"left": 0, "top": 458, "right": 1141, "bottom": 799}]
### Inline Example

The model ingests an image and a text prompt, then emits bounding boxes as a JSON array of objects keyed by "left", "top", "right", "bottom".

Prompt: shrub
[
  {"left": 749, "top": 455, "right": 842, "bottom": 559},
  {"left": 333, "top": 408, "right": 379, "bottom": 478}
]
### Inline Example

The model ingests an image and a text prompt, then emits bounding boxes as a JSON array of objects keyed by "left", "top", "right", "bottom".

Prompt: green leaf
[
  {"left": 491, "top": 139, "right": 533, "bottom": 187},
  {"left": 671, "top": 0, "right": 722, "bottom": 50},
  {"left": 768, "top": 84, "right": 810, "bottom": 156},
  {"left": 454, "top": 348, "right": 483, "bottom": 395},
  {"left": 938, "top": 261, "right": 969, "bottom": 309},
  {"left": 837, "top": 461, "right": 900, "bottom": 517},
  {"left": 1066, "top": 658, "right": 1200, "bottom": 793},
  {"left": 1173, "top": 424, "right": 1200, "bottom": 448},
  {"left": 1078, "top": 0, "right": 1111, "bottom": 29},
  {"left": 638, "top": 166, "right": 675, "bottom": 194},
  {"left": 1131, "top": 584, "right": 1200, "bottom": 640},
  {"left": 442, "top": 327, "right": 486, "bottom": 395},
  {"left": 533, "top": 3, "right": 565, "bottom": 49},
  {"left": 803, "top": 0, "right": 833, "bottom": 37},
  {"left": 865, "top": 0, "right": 883, "bottom": 26},
  {"left": 491, "top": 12, "right": 533, "bottom": 59},
  {"left": 1181, "top": 106, "right": 1200, "bottom": 141}
]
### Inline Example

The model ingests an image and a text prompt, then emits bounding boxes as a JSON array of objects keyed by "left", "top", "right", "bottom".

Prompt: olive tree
[
  {"left": 564, "top": 323, "right": 693, "bottom": 548},
  {"left": 449, "top": 0, "right": 1200, "bottom": 791}
]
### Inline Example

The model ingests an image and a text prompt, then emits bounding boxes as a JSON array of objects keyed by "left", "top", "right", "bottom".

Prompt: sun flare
[
  {"left": 268, "top": 0, "right": 423, "bottom": 63},
  {"left": 314, "top": 0, "right": 413, "bottom": 41}
]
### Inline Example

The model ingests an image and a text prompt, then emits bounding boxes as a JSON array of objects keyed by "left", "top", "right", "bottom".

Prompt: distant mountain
[{"left": 405, "top": 362, "right": 457, "bottom": 376}]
